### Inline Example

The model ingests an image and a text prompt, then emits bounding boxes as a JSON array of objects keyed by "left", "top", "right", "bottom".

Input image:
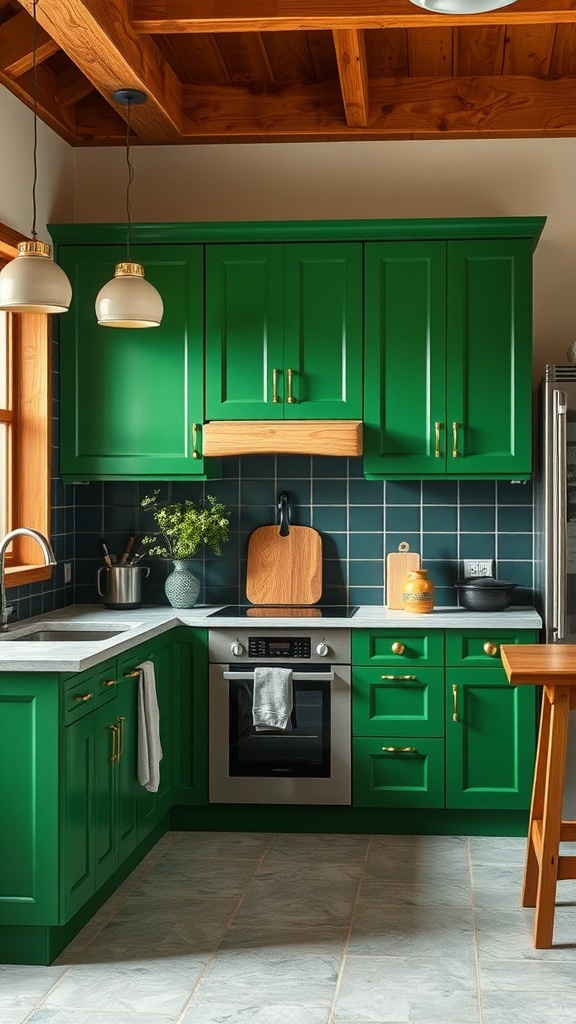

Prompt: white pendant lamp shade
[
  {"left": 95, "top": 261, "right": 164, "bottom": 328},
  {"left": 0, "top": 240, "right": 72, "bottom": 314},
  {"left": 407, "top": 0, "right": 517, "bottom": 11}
]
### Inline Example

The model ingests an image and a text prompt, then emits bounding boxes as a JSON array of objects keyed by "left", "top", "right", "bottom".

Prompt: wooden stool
[{"left": 501, "top": 644, "right": 576, "bottom": 948}]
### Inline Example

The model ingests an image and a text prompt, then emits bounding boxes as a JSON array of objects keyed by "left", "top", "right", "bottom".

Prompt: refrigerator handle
[{"left": 553, "top": 389, "right": 567, "bottom": 640}]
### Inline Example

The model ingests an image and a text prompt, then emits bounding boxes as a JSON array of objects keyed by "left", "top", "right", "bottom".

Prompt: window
[{"left": 0, "top": 221, "right": 53, "bottom": 587}]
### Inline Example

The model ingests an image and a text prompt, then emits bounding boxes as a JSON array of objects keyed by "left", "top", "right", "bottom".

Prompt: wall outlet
[
  {"left": 64, "top": 562, "right": 72, "bottom": 584},
  {"left": 463, "top": 559, "right": 495, "bottom": 578}
]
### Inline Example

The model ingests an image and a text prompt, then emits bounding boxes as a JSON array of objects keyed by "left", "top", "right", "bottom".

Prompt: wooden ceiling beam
[
  {"left": 15, "top": 0, "right": 183, "bottom": 142},
  {"left": 333, "top": 29, "right": 369, "bottom": 127},
  {"left": 55, "top": 64, "right": 95, "bottom": 108},
  {"left": 0, "top": 10, "right": 59, "bottom": 76},
  {"left": 180, "top": 74, "right": 576, "bottom": 141},
  {"left": 131, "top": 0, "right": 576, "bottom": 33}
]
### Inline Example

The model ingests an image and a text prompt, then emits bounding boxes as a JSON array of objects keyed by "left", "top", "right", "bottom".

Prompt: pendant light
[
  {"left": 95, "top": 89, "right": 163, "bottom": 328},
  {"left": 0, "top": 0, "right": 72, "bottom": 314},
  {"left": 407, "top": 0, "right": 517, "bottom": 11}
]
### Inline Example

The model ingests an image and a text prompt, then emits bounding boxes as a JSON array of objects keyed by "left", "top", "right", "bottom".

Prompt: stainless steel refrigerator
[{"left": 535, "top": 365, "right": 576, "bottom": 811}]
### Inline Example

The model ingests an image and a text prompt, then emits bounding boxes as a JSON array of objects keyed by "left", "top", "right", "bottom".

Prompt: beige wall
[{"left": 0, "top": 87, "right": 74, "bottom": 240}]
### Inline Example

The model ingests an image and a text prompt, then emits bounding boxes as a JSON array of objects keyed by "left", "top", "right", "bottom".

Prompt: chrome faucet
[{"left": 0, "top": 528, "right": 57, "bottom": 631}]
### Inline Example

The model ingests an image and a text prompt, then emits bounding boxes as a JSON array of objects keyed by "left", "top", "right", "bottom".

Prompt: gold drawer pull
[
  {"left": 191, "top": 422, "right": 200, "bottom": 460},
  {"left": 483, "top": 642, "right": 499, "bottom": 657},
  {"left": 381, "top": 746, "right": 417, "bottom": 753},
  {"left": 435, "top": 421, "right": 442, "bottom": 458},
  {"left": 452, "top": 421, "right": 459, "bottom": 459},
  {"left": 124, "top": 669, "right": 141, "bottom": 678},
  {"left": 452, "top": 683, "right": 459, "bottom": 722},
  {"left": 73, "top": 692, "right": 93, "bottom": 703},
  {"left": 381, "top": 674, "right": 417, "bottom": 681},
  {"left": 272, "top": 368, "right": 280, "bottom": 403},
  {"left": 109, "top": 723, "right": 119, "bottom": 763},
  {"left": 101, "top": 678, "right": 117, "bottom": 688},
  {"left": 287, "top": 367, "right": 295, "bottom": 403},
  {"left": 391, "top": 642, "right": 405, "bottom": 655}
]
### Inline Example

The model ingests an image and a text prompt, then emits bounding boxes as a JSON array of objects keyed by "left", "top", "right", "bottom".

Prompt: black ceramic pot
[{"left": 454, "top": 577, "right": 517, "bottom": 611}]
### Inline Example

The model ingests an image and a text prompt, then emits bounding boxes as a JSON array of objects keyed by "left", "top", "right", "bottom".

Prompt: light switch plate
[{"left": 463, "top": 559, "right": 495, "bottom": 578}]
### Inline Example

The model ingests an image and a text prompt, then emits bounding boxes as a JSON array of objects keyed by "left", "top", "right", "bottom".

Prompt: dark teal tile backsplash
[{"left": 70, "top": 458, "right": 534, "bottom": 610}]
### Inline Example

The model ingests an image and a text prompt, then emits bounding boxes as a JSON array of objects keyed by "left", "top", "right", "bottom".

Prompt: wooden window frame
[{"left": 0, "top": 221, "right": 53, "bottom": 588}]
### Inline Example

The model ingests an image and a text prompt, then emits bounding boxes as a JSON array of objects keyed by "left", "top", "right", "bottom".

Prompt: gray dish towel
[
  {"left": 137, "top": 660, "right": 163, "bottom": 793},
  {"left": 252, "top": 666, "right": 293, "bottom": 731}
]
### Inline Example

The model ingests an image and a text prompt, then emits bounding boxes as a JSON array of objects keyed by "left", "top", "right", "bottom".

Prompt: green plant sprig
[{"left": 141, "top": 491, "right": 230, "bottom": 560}]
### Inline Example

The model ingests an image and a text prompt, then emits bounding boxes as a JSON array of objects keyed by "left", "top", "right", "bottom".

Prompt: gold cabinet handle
[
  {"left": 381, "top": 746, "right": 417, "bottom": 753},
  {"left": 435, "top": 421, "right": 442, "bottom": 458},
  {"left": 109, "top": 723, "right": 119, "bottom": 763},
  {"left": 191, "top": 422, "right": 200, "bottom": 460},
  {"left": 101, "top": 678, "right": 117, "bottom": 688},
  {"left": 117, "top": 715, "right": 125, "bottom": 760},
  {"left": 272, "top": 368, "right": 280, "bottom": 403},
  {"left": 452, "top": 421, "right": 459, "bottom": 458},
  {"left": 452, "top": 683, "right": 459, "bottom": 722},
  {"left": 124, "top": 669, "right": 141, "bottom": 678},
  {"left": 483, "top": 642, "right": 499, "bottom": 657},
  {"left": 391, "top": 642, "right": 405, "bottom": 655},
  {"left": 73, "top": 692, "right": 93, "bottom": 703},
  {"left": 287, "top": 367, "right": 295, "bottom": 403},
  {"left": 381, "top": 674, "right": 417, "bottom": 681}
]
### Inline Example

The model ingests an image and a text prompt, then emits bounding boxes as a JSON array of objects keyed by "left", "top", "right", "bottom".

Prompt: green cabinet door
[
  {"left": 446, "top": 240, "right": 533, "bottom": 477},
  {"left": 205, "top": 242, "right": 362, "bottom": 420},
  {"left": 205, "top": 244, "right": 284, "bottom": 419},
  {"left": 445, "top": 667, "right": 536, "bottom": 810},
  {"left": 58, "top": 244, "right": 214, "bottom": 480},
  {"left": 353, "top": 736, "right": 445, "bottom": 808},
  {"left": 364, "top": 242, "right": 447, "bottom": 477},
  {"left": 0, "top": 675, "right": 60, "bottom": 926},
  {"left": 171, "top": 627, "right": 208, "bottom": 806},
  {"left": 353, "top": 665, "right": 445, "bottom": 739},
  {"left": 64, "top": 707, "right": 98, "bottom": 918},
  {"left": 115, "top": 674, "right": 139, "bottom": 864},
  {"left": 364, "top": 236, "right": 534, "bottom": 480}
]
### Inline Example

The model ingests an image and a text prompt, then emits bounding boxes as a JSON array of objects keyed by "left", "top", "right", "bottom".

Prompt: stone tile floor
[{"left": 3, "top": 831, "right": 576, "bottom": 1023}]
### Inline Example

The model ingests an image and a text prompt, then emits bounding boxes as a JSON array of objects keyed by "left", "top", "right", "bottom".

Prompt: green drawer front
[
  {"left": 353, "top": 666, "right": 444, "bottom": 737},
  {"left": 63, "top": 659, "right": 118, "bottom": 722},
  {"left": 352, "top": 630, "right": 444, "bottom": 666},
  {"left": 445, "top": 629, "right": 538, "bottom": 668},
  {"left": 352, "top": 737, "right": 444, "bottom": 808}
]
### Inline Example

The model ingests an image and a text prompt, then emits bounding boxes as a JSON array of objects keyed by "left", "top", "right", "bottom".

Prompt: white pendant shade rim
[
  {"left": 406, "top": 0, "right": 517, "bottom": 12},
  {"left": 0, "top": 243, "right": 72, "bottom": 313},
  {"left": 95, "top": 263, "right": 164, "bottom": 328}
]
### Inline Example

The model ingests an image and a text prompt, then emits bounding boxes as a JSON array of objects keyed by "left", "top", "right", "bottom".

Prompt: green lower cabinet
[
  {"left": 445, "top": 668, "right": 537, "bottom": 810},
  {"left": 353, "top": 665, "right": 445, "bottom": 738},
  {"left": 0, "top": 675, "right": 60, "bottom": 926},
  {"left": 353, "top": 737, "right": 445, "bottom": 808},
  {"left": 171, "top": 627, "right": 208, "bottom": 805}
]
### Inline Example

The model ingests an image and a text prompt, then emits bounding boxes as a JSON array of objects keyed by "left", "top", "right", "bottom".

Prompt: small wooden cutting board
[
  {"left": 386, "top": 542, "right": 421, "bottom": 609},
  {"left": 246, "top": 525, "right": 322, "bottom": 606}
]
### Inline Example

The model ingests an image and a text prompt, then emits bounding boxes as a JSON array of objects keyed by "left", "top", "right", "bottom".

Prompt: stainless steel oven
[{"left": 208, "top": 628, "right": 351, "bottom": 805}]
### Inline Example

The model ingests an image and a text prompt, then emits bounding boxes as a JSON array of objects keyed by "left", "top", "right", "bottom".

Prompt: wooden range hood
[{"left": 202, "top": 420, "right": 363, "bottom": 457}]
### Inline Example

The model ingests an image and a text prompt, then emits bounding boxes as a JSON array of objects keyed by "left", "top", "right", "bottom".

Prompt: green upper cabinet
[
  {"left": 364, "top": 235, "right": 535, "bottom": 479},
  {"left": 205, "top": 242, "right": 363, "bottom": 419},
  {"left": 57, "top": 243, "right": 215, "bottom": 481}
]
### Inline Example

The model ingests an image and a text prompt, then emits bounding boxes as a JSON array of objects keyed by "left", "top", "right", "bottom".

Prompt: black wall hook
[{"left": 277, "top": 492, "right": 291, "bottom": 536}]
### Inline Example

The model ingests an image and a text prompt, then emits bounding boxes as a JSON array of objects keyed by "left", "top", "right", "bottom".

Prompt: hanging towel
[
  {"left": 252, "top": 666, "right": 293, "bottom": 732},
  {"left": 137, "top": 660, "right": 163, "bottom": 793}
]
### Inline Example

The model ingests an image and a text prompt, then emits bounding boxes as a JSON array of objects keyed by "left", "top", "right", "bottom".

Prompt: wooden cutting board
[
  {"left": 246, "top": 525, "right": 322, "bottom": 606},
  {"left": 386, "top": 542, "right": 421, "bottom": 610}
]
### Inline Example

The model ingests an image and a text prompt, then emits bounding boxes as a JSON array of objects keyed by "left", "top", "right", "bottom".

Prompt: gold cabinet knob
[
  {"left": 73, "top": 692, "right": 93, "bottom": 703},
  {"left": 483, "top": 641, "right": 499, "bottom": 657},
  {"left": 391, "top": 642, "right": 405, "bottom": 655},
  {"left": 101, "top": 678, "right": 117, "bottom": 688}
]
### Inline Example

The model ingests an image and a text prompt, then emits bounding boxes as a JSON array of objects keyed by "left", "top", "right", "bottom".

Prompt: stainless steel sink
[{"left": 3, "top": 626, "right": 131, "bottom": 642}]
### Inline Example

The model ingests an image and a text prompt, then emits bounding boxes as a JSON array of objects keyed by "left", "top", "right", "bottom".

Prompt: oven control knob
[
  {"left": 230, "top": 641, "right": 244, "bottom": 657},
  {"left": 316, "top": 642, "right": 330, "bottom": 657}
]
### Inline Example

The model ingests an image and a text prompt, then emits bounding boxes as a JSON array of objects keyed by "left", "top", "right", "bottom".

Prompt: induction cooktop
[{"left": 209, "top": 605, "right": 359, "bottom": 618}]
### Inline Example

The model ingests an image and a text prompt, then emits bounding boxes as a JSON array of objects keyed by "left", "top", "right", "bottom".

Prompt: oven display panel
[{"left": 248, "top": 636, "right": 311, "bottom": 659}]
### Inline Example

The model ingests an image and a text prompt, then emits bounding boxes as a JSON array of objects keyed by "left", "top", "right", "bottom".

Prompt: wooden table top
[{"left": 501, "top": 644, "right": 576, "bottom": 685}]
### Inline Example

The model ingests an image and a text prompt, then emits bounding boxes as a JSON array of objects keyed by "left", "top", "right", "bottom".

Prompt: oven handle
[{"left": 222, "top": 670, "right": 335, "bottom": 682}]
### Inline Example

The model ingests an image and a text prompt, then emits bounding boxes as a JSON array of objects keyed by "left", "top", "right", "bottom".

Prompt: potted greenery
[{"left": 141, "top": 490, "right": 230, "bottom": 607}]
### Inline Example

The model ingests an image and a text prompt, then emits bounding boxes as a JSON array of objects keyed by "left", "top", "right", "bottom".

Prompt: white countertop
[{"left": 0, "top": 603, "right": 543, "bottom": 673}]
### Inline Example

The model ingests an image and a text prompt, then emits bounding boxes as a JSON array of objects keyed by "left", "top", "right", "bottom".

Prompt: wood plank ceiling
[{"left": 1, "top": 0, "right": 576, "bottom": 145}]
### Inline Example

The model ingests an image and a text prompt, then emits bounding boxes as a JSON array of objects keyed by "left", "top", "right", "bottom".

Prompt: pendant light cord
[
  {"left": 125, "top": 98, "right": 134, "bottom": 262},
  {"left": 31, "top": 0, "right": 39, "bottom": 241}
]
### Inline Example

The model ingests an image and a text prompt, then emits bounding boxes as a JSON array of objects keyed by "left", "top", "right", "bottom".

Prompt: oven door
[{"left": 209, "top": 663, "right": 351, "bottom": 805}]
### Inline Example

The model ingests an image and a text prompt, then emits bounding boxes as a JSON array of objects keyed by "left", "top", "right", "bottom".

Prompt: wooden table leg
[
  {"left": 533, "top": 684, "right": 570, "bottom": 948},
  {"left": 522, "top": 688, "right": 551, "bottom": 909}
]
